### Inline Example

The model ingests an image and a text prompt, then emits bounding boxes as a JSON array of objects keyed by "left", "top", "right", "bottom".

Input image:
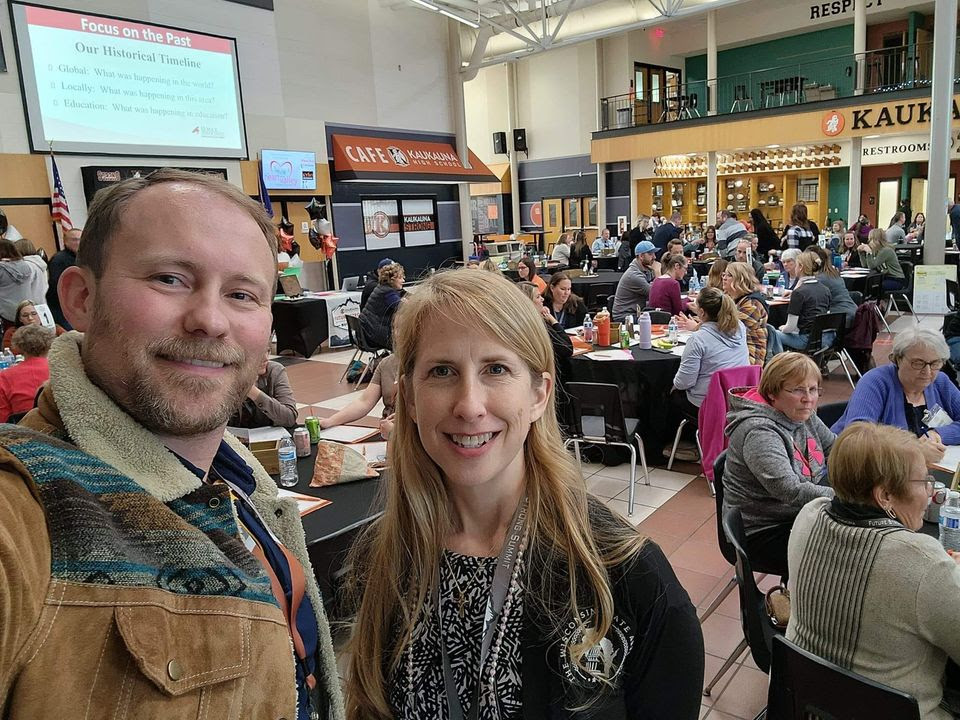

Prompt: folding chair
[
  {"left": 564, "top": 382, "right": 650, "bottom": 516},
  {"left": 766, "top": 635, "right": 920, "bottom": 720},
  {"left": 804, "top": 312, "right": 861, "bottom": 389}
]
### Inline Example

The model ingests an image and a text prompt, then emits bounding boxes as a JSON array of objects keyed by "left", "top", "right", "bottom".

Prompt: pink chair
[{"left": 697, "top": 365, "right": 761, "bottom": 495}]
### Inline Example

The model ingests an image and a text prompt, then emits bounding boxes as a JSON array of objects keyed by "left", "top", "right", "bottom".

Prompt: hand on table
[{"left": 920, "top": 431, "right": 946, "bottom": 465}]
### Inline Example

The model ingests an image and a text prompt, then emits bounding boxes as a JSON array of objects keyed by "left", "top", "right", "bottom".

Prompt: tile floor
[{"left": 277, "top": 311, "right": 931, "bottom": 719}]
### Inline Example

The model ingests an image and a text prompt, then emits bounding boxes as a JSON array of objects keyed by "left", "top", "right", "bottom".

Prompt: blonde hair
[
  {"left": 480, "top": 258, "right": 503, "bottom": 275},
  {"left": 345, "top": 270, "right": 645, "bottom": 718},
  {"left": 724, "top": 262, "right": 758, "bottom": 298},
  {"left": 829, "top": 422, "right": 924, "bottom": 505},
  {"left": 795, "top": 251, "right": 818, "bottom": 277},
  {"left": 697, "top": 286, "right": 740, "bottom": 335},
  {"left": 867, "top": 226, "right": 888, "bottom": 253},
  {"left": 758, "top": 352, "right": 820, "bottom": 402}
]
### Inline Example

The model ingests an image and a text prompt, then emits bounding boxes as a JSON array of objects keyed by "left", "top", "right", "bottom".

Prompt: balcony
[{"left": 598, "top": 40, "right": 951, "bottom": 133}]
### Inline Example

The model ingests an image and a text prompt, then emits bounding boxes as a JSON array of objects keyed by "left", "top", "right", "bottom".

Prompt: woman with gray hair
[{"left": 832, "top": 326, "right": 960, "bottom": 463}]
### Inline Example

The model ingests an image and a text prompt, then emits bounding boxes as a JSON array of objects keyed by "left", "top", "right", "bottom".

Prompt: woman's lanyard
[
  {"left": 435, "top": 497, "right": 528, "bottom": 720},
  {"left": 553, "top": 307, "right": 566, "bottom": 326}
]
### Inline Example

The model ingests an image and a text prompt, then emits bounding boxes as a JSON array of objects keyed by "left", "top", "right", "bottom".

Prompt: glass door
[
  {"left": 634, "top": 63, "right": 682, "bottom": 125},
  {"left": 877, "top": 179, "right": 900, "bottom": 229}
]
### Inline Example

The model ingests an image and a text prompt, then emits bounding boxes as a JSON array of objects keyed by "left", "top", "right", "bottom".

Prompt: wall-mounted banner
[
  {"left": 331, "top": 133, "right": 497, "bottom": 183},
  {"left": 807, "top": 0, "right": 911, "bottom": 22},
  {"left": 361, "top": 198, "right": 401, "bottom": 251},
  {"left": 820, "top": 97, "right": 960, "bottom": 139}
]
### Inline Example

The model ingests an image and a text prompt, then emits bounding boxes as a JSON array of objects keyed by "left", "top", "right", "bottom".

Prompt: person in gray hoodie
[
  {"left": 671, "top": 287, "right": 749, "bottom": 418},
  {"left": 722, "top": 351, "right": 835, "bottom": 577},
  {"left": 0, "top": 239, "right": 45, "bottom": 325}
]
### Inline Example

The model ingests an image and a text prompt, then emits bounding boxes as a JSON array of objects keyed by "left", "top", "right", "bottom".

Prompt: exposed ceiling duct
[{"left": 392, "top": 0, "right": 751, "bottom": 70}]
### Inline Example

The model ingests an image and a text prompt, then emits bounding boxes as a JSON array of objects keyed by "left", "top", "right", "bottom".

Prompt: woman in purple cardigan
[{"left": 832, "top": 326, "right": 960, "bottom": 465}]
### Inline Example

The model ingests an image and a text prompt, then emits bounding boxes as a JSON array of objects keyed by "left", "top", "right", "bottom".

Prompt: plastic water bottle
[
  {"left": 583, "top": 314, "right": 594, "bottom": 343},
  {"left": 0, "top": 349, "right": 12, "bottom": 370},
  {"left": 762, "top": 275, "right": 770, "bottom": 291},
  {"left": 776, "top": 274, "right": 786, "bottom": 296},
  {"left": 668, "top": 317, "right": 679, "bottom": 343},
  {"left": 619, "top": 323, "right": 630, "bottom": 349},
  {"left": 636, "top": 312, "right": 652, "bottom": 349},
  {"left": 689, "top": 273, "right": 700, "bottom": 293},
  {"left": 278, "top": 437, "right": 299, "bottom": 488},
  {"left": 940, "top": 492, "right": 960, "bottom": 551}
]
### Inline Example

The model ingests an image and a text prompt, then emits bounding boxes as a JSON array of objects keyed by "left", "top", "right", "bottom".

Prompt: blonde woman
[
  {"left": 858, "top": 226, "right": 906, "bottom": 291},
  {"left": 550, "top": 232, "right": 571, "bottom": 265},
  {"left": 722, "top": 262, "right": 769, "bottom": 365},
  {"left": 345, "top": 270, "right": 703, "bottom": 719},
  {"left": 479, "top": 258, "right": 503, "bottom": 276}
]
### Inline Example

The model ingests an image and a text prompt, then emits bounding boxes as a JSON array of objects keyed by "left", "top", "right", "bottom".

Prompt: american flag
[{"left": 50, "top": 152, "right": 73, "bottom": 233}]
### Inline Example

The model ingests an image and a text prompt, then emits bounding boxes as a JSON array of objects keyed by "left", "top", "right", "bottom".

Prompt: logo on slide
[
  {"left": 387, "top": 146, "right": 410, "bottom": 167},
  {"left": 269, "top": 160, "right": 294, "bottom": 177},
  {"left": 370, "top": 211, "right": 391, "bottom": 239},
  {"left": 192, "top": 127, "right": 200, "bottom": 134}
]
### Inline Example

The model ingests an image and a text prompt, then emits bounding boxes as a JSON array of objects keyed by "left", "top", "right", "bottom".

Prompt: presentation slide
[
  {"left": 10, "top": 3, "right": 247, "bottom": 158},
  {"left": 261, "top": 149, "right": 316, "bottom": 190}
]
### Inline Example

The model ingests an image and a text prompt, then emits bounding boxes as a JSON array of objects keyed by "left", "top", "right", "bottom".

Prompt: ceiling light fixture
[
  {"left": 439, "top": 8, "right": 480, "bottom": 28},
  {"left": 410, "top": 0, "right": 439, "bottom": 10}
]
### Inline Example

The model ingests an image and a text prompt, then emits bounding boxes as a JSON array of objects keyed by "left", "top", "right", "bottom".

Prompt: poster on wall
[
  {"left": 401, "top": 198, "right": 438, "bottom": 247},
  {"left": 362, "top": 199, "right": 401, "bottom": 251}
]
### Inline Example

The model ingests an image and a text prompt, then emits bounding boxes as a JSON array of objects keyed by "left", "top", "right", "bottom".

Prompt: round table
[{"left": 570, "top": 272, "right": 623, "bottom": 308}]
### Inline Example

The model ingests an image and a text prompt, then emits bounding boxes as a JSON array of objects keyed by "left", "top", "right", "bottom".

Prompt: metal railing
[{"left": 598, "top": 40, "right": 949, "bottom": 132}]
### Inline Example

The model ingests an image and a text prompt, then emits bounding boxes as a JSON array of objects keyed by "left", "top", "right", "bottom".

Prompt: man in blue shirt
[{"left": 651, "top": 211, "right": 683, "bottom": 253}]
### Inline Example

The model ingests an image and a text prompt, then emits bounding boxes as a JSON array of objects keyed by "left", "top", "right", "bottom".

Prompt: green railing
[{"left": 599, "top": 40, "right": 945, "bottom": 132}]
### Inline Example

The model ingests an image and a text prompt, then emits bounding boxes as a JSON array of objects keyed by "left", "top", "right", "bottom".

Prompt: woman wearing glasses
[
  {"left": 787, "top": 422, "right": 960, "bottom": 720},
  {"left": 832, "top": 327, "right": 960, "bottom": 465},
  {"left": 723, "top": 352, "right": 835, "bottom": 577}
]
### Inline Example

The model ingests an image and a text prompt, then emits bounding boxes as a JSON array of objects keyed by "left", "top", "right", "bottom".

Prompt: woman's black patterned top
[{"left": 390, "top": 550, "right": 524, "bottom": 719}]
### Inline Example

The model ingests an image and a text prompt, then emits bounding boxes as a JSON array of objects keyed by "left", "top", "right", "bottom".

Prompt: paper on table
[
  {"left": 585, "top": 349, "right": 634, "bottom": 361},
  {"left": 357, "top": 441, "right": 388, "bottom": 465},
  {"left": 276, "top": 488, "right": 332, "bottom": 517},
  {"left": 227, "top": 426, "right": 291, "bottom": 443},
  {"left": 317, "top": 425, "right": 380, "bottom": 443},
  {"left": 933, "top": 444, "right": 960, "bottom": 473}
]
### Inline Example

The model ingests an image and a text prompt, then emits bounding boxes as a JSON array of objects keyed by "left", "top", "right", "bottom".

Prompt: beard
[{"left": 83, "top": 301, "right": 258, "bottom": 437}]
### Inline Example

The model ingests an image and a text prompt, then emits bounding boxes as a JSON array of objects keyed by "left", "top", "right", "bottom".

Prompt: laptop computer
[
  {"left": 279, "top": 274, "right": 304, "bottom": 298},
  {"left": 341, "top": 275, "right": 360, "bottom": 292}
]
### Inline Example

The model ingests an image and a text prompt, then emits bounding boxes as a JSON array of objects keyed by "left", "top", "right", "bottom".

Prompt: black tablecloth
[
  {"left": 567, "top": 346, "right": 682, "bottom": 457},
  {"left": 272, "top": 298, "right": 328, "bottom": 357},
  {"left": 570, "top": 272, "right": 623, "bottom": 307},
  {"left": 271, "top": 441, "right": 384, "bottom": 618}
]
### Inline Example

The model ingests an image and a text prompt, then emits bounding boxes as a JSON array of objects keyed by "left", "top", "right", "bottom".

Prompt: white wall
[
  {"left": 0, "top": 0, "right": 454, "bottom": 226},
  {"left": 463, "top": 64, "right": 509, "bottom": 168}
]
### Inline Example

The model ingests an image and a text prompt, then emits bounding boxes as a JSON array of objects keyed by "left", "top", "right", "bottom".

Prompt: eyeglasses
[
  {"left": 784, "top": 386, "right": 823, "bottom": 398},
  {"left": 916, "top": 476, "right": 935, "bottom": 497},
  {"left": 905, "top": 358, "right": 944, "bottom": 372}
]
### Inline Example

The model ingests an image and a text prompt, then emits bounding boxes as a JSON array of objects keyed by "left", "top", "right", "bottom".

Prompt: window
[{"left": 797, "top": 177, "right": 819, "bottom": 203}]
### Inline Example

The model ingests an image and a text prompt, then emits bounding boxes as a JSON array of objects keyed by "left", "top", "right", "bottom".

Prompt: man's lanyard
[{"left": 435, "top": 497, "right": 528, "bottom": 720}]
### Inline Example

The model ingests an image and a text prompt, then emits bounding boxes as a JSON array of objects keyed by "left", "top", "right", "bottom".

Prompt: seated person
[
  {"left": 517, "top": 280, "right": 574, "bottom": 385},
  {"left": 766, "top": 252, "right": 831, "bottom": 357},
  {"left": 722, "top": 262, "right": 769, "bottom": 366},
  {"left": 832, "top": 326, "right": 960, "bottom": 465},
  {"left": 659, "top": 237, "right": 686, "bottom": 266},
  {"left": 648, "top": 254, "right": 689, "bottom": 316},
  {"left": 611, "top": 241, "right": 656, "bottom": 321},
  {"left": 479, "top": 258, "right": 503, "bottom": 275},
  {"left": 361, "top": 257, "right": 394, "bottom": 309},
  {"left": 684, "top": 225, "right": 718, "bottom": 258},
  {"left": 550, "top": 232, "right": 571, "bottom": 265},
  {"left": 0, "top": 325, "right": 52, "bottom": 422},
  {"left": 543, "top": 271, "right": 586, "bottom": 329},
  {"left": 567, "top": 231, "right": 593, "bottom": 269},
  {"left": 516, "top": 256, "right": 547, "bottom": 294},
  {"left": 318, "top": 353, "right": 398, "bottom": 439},
  {"left": 733, "top": 237, "right": 765, "bottom": 281},
  {"left": 724, "top": 352, "right": 835, "bottom": 576},
  {"left": 837, "top": 231, "right": 862, "bottom": 269},
  {"left": 859, "top": 227, "right": 905, "bottom": 292},
  {"left": 2, "top": 300, "right": 65, "bottom": 351},
  {"left": 228, "top": 353, "right": 298, "bottom": 428},
  {"left": 671, "top": 287, "right": 748, "bottom": 421},
  {"left": 764, "top": 247, "right": 801, "bottom": 289},
  {"left": 806, "top": 246, "right": 857, "bottom": 327},
  {"left": 359, "top": 261, "right": 405, "bottom": 350},
  {"left": 591, "top": 228, "right": 615, "bottom": 254},
  {"left": 787, "top": 421, "right": 960, "bottom": 720}
]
